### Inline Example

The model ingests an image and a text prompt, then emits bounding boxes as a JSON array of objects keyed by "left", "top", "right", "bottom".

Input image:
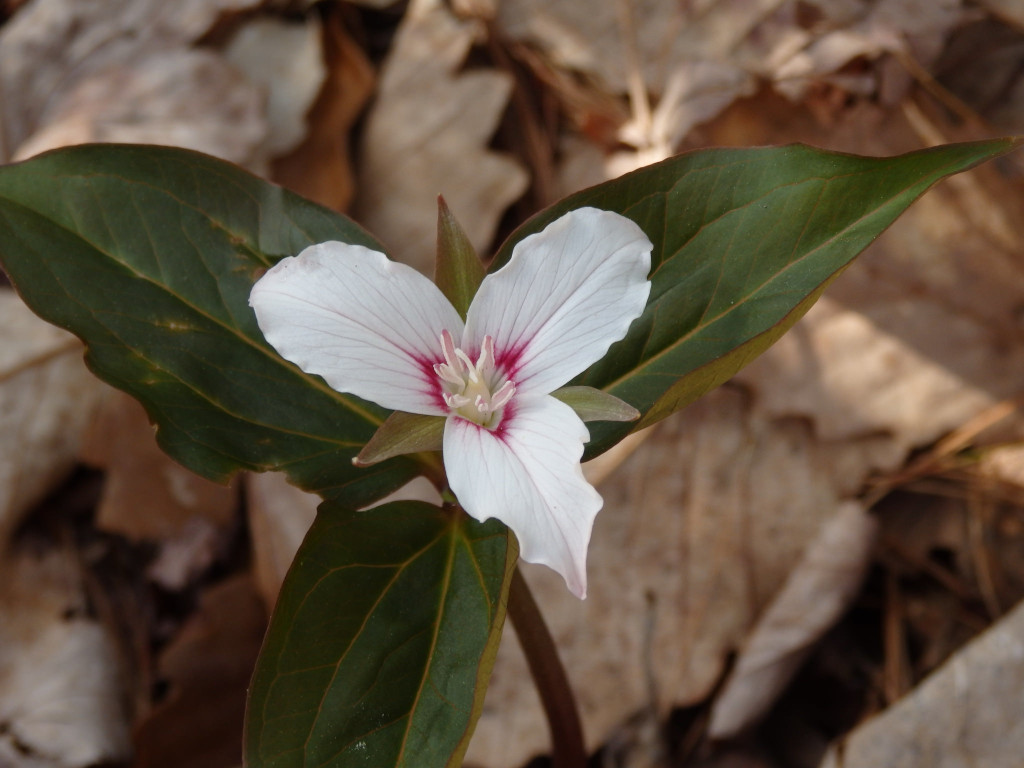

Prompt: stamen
[
  {"left": 435, "top": 331, "right": 516, "bottom": 428},
  {"left": 440, "top": 329, "right": 462, "bottom": 372},
  {"left": 454, "top": 348, "right": 477, "bottom": 382},
  {"left": 477, "top": 336, "right": 495, "bottom": 372},
  {"left": 490, "top": 380, "right": 516, "bottom": 411}
]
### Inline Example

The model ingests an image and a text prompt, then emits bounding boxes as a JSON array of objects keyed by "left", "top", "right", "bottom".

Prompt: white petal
[
  {"left": 465, "top": 208, "right": 652, "bottom": 395},
  {"left": 249, "top": 242, "right": 464, "bottom": 415},
  {"left": 443, "top": 395, "right": 601, "bottom": 598}
]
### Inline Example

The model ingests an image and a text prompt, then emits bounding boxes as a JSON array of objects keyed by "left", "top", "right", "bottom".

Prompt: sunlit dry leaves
[
  {"left": 467, "top": 386, "right": 889, "bottom": 767},
  {"left": 0, "top": 546, "right": 131, "bottom": 768},
  {"left": 271, "top": 8, "right": 376, "bottom": 212},
  {"left": 499, "top": 0, "right": 759, "bottom": 178},
  {"left": 708, "top": 502, "right": 878, "bottom": 739},
  {"left": 608, "top": 59, "right": 757, "bottom": 177},
  {"left": 12, "top": 48, "right": 265, "bottom": 167},
  {"left": 0, "top": 291, "right": 105, "bottom": 547},
  {"left": 133, "top": 575, "right": 266, "bottom": 768},
  {"left": 224, "top": 15, "right": 326, "bottom": 157},
  {"left": 0, "top": 0, "right": 269, "bottom": 166},
  {"left": 354, "top": 0, "right": 528, "bottom": 271},
  {"left": 819, "top": 597, "right": 1024, "bottom": 768},
  {"left": 498, "top": 0, "right": 781, "bottom": 94}
]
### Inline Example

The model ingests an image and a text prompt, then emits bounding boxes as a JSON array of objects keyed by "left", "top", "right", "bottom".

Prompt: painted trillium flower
[{"left": 249, "top": 207, "right": 652, "bottom": 598}]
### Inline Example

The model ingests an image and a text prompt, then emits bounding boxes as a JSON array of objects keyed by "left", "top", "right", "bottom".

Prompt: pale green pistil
[{"left": 435, "top": 330, "right": 515, "bottom": 429}]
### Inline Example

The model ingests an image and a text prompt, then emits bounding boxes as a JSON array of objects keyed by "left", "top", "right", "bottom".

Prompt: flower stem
[{"left": 507, "top": 567, "right": 586, "bottom": 768}]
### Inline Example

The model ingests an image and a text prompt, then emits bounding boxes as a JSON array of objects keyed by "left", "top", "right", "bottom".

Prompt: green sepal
[
  {"left": 552, "top": 385, "right": 640, "bottom": 422},
  {"left": 434, "top": 196, "right": 485, "bottom": 318},
  {"left": 355, "top": 411, "right": 446, "bottom": 466}
]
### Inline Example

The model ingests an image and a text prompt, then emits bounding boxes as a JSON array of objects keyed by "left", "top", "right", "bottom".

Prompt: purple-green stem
[{"left": 507, "top": 567, "right": 587, "bottom": 768}]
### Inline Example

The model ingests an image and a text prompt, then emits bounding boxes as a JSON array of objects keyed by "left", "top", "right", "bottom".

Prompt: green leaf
[
  {"left": 435, "top": 197, "right": 485, "bottom": 318},
  {"left": 493, "top": 139, "right": 1023, "bottom": 457},
  {"left": 0, "top": 144, "right": 420, "bottom": 505},
  {"left": 244, "top": 500, "right": 515, "bottom": 768}
]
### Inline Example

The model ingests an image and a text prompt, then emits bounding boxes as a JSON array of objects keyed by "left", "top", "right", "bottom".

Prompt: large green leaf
[
  {"left": 0, "top": 145, "right": 422, "bottom": 505},
  {"left": 494, "top": 139, "right": 1022, "bottom": 458},
  {"left": 245, "top": 501, "right": 514, "bottom": 768}
]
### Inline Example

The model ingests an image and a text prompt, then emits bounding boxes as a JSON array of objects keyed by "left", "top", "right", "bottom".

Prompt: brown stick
[{"left": 507, "top": 567, "right": 587, "bottom": 768}]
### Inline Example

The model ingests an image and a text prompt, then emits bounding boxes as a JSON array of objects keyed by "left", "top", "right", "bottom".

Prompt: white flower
[{"left": 249, "top": 207, "right": 652, "bottom": 598}]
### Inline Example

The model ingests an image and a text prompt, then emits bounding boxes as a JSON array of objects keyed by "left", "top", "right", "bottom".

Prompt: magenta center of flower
[{"left": 434, "top": 330, "right": 515, "bottom": 429}]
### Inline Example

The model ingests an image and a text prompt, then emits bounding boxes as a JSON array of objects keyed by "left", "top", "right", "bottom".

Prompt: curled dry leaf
[
  {"left": 818, "top": 596, "right": 1024, "bottom": 768},
  {"left": 0, "top": 291, "right": 105, "bottom": 547},
  {"left": 708, "top": 501, "right": 878, "bottom": 739},
  {"left": 354, "top": 0, "right": 528, "bottom": 271},
  {"left": 0, "top": 546, "right": 131, "bottom": 768}
]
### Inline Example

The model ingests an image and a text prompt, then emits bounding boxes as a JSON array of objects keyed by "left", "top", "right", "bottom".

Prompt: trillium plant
[
  {"left": 0, "top": 137, "right": 1019, "bottom": 768},
  {"left": 249, "top": 206, "right": 652, "bottom": 599}
]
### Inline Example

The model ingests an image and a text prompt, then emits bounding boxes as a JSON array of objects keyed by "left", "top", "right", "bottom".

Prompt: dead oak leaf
[{"left": 354, "top": 0, "right": 528, "bottom": 272}]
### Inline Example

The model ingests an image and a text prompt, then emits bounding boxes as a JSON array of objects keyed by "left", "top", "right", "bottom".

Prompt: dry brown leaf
[
  {"left": 82, "top": 391, "right": 236, "bottom": 543},
  {"left": 978, "top": 443, "right": 1024, "bottom": 489},
  {"left": 223, "top": 15, "right": 326, "bottom": 157},
  {"left": 0, "top": 0, "right": 276, "bottom": 167},
  {"left": 467, "top": 385, "right": 889, "bottom": 767},
  {"left": 497, "top": 0, "right": 783, "bottom": 95},
  {"left": 0, "top": 545, "right": 131, "bottom": 767},
  {"left": 708, "top": 502, "right": 878, "bottom": 739},
  {"left": 11, "top": 47, "right": 266, "bottom": 167},
  {"left": 271, "top": 8, "right": 375, "bottom": 212},
  {"left": 245, "top": 472, "right": 319, "bottom": 610},
  {"left": 0, "top": 291, "right": 106, "bottom": 547},
  {"left": 608, "top": 59, "right": 757, "bottom": 177},
  {"left": 79, "top": 391, "right": 237, "bottom": 590},
  {"left": 977, "top": 0, "right": 1024, "bottom": 30},
  {"left": 132, "top": 575, "right": 266, "bottom": 768},
  {"left": 818, "top": 596, "right": 1024, "bottom": 768},
  {"left": 353, "top": 0, "right": 528, "bottom": 272}
]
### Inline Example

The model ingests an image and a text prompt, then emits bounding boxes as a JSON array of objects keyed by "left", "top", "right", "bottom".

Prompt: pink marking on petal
[
  {"left": 494, "top": 342, "right": 527, "bottom": 381},
  {"left": 412, "top": 351, "right": 451, "bottom": 412},
  {"left": 490, "top": 399, "right": 517, "bottom": 445}
]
